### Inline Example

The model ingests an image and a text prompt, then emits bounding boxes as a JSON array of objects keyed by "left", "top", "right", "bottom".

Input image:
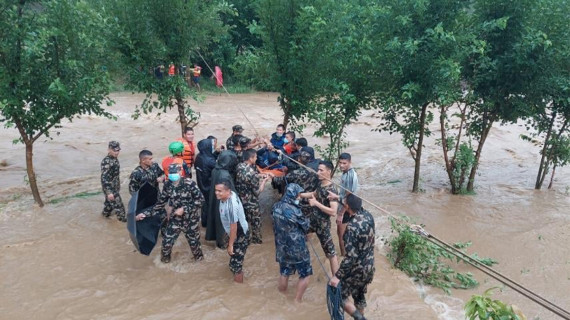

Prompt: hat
[
  {"left": 232, "top": 125, "right": 244, "bottom": 132},
  {"left": 108, "top": 141, "right": 121, "bottom": 151},
  {"left": 168, "top": 163, "right": 181, "bottom": 174}
]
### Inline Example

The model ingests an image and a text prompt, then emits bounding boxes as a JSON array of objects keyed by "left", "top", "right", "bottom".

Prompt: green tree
[
  {"left": 0, "top": 0, "right": 113, "bottom": 207},
  {"left": 375, "top": 0, "right": 465, "bottom": 192},
  {"left": 254, "top": 0, "right": 317, "bottom": 127},
  {"left": 461, "top": 0, "right": 543, "bottom": 192},
  {"left": 518, "top": 0, "right": 570, "bottom": 190},
  {"left": 295, "top": 1, "right": 379, "bottom": 166},
  {"left": 106, "top": 0, "right": 227, "bottom": 135}
]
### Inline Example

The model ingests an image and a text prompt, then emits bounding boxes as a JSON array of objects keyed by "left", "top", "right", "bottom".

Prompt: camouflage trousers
[
  {"left": 244, "top": 204, "right": 262, "bottom": 244},
  {"left": 341, "top": 275, "right": 373, "bottom": 311},
  {"left": 161, "top": 212, "right": 203, "bottom": 260},
  {"left": 102, "top": 194, "right": 126, "bottom": 221},
  {"left": 229, "top": 225, "right": 250, "bottom": 274},
  {"left": 308, "top": 213, "right": 336, "bottom": 258}
]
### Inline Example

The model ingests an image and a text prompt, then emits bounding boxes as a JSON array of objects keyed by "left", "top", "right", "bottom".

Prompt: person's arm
[
  {"left": 258, "top": 175, "right": 271, "bottom": 194},
  {"left": 128, "top": 170, "right": 139, "bottom": 195},
  {"left": 299, "top": 191, "right": 316, "bottom": 199},
  {"left": 308, "top": 196, "right": 338, "bottom": 216},
  {"left": 330, "top": 226, "right": 356, "bottom": 286},
  {"left": 101, "top": 159, "right": 115, "bottom": 200},
  {"left": 184, "top": 181, "right": 205, "bottom": 215},
  {"left": 227, "top": 223, "right": 237, "bottom": 256}
]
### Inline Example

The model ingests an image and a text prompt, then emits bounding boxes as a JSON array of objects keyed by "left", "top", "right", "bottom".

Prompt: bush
[
  {"left": 465, "top": 287, "right": 525, "bottom": 320},
  {"left": 387, "top": 217, "right": 497, "bottom": 294}
]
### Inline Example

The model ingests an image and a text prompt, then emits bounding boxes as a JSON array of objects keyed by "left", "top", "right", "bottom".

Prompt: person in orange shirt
[
  {"left": 162, "top": 142, "right": 191, "bottom": 177},
  {"left": 191, "top": 64, "right": 202, "bottom": 91},
  {"left": 177, "top": 126, "right": 196, "bottom": 178},
  {"left": 168, "top": 62, "right": 175, "bottom": 77}
]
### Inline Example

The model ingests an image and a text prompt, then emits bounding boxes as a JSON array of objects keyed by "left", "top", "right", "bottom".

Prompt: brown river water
[{"left": 1, "top": 92, "right": 569, "bottom": 320}]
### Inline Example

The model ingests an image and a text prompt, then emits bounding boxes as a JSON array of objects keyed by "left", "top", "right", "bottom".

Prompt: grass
[
  {"left": 48, "top": 191, "right": 102, "bottom": 204},
  {"left": 200, "top": 79, "right": 255, "bottom": 94}
]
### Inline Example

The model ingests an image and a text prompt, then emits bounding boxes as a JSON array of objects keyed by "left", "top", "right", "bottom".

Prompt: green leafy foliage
[
  {"left": 0, "top": 0, "right": 115, "bottom": 206},
  {"left": 388, "top": 217, "right": 497, "bottom": 294},
  {"left": 465, "top": 287, "right": 524, "bottom": 320}
]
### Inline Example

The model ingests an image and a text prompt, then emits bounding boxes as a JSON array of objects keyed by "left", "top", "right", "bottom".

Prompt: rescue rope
[
  {"left": 308, "top": 238, "right": 345, "bottom": 320},
  {"left": 194, "top": 50, "right": 570, "bottom": 320}
]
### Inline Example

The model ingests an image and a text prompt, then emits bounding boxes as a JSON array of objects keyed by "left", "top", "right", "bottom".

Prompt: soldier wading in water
[
  {"left": 136, "top": 163, "right": 205, "bottom": 263},
  {"left": 329, "top": 194, "right": 375, "bottom": 320}
]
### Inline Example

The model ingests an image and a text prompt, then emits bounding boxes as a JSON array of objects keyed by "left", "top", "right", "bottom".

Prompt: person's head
[
  {"left": 275, "top": 124, "right": 285, "bottom": 137},
  {"left": 214, "top": 180, "right": 232, "bottom": 201},
  {"left": 232, "top": 135, "right": 243, "bottom": 151},
  {"left": 242, "top": 148, "right": 257, "bottom": 164},
  {"left": 295, "top": 137, "right": 308, "bottom": 151},
  {"left": 168, "top": 141, "right": 184, "bottom": 156},
  {"left": 338, "top": 153, "right": 352, "bottom": 172},
  {"left": 285, "top": 131, "right": 295, "bottom": 145},
  {"left": 108, "top": 141, "right": 121, "bottom": 158},
  {"left": 284, "top": 183, "right": 304, "bottom": 205},
  {"left": 232, "top": 125, "right": 244, "bottom": 136},
  {"left": 344, "top": 193, "right": 362, "bottom": 216},
  {"left": 184, "top": 127, "right": 194, "bottom": 142},
  {"left": 139, "top": 149, "right": 153, "bottom": 167},
  {"left": 168, "top": 162, "right": 182, "bottom": 183},
  {"left": 299, "top": 147, "right": 313, "bottom": 165},
  {"left": 239, "top": 137, "right": 251, "bottom": 150},
  {"left": 317, "top": 160, "right": 334, "bottom": 181}
]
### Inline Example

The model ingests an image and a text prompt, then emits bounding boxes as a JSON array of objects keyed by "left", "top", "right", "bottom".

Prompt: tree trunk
[
  {"left": 25, "top": 141, "right": 44, "bottom": 207},
  {"left": 467, "top": 117, "right": 494, "bottom": 192},
  {"left": 535, "top": 112, "right": 556, "bottom": 189},
  {"left": 440, "top": 105, "right": 457, "bottom": 193},
  {"left": 175, "top": 88, "right": 187, "bottom": 136},
  {"left": 281, "top": 98, "right": 291, "bottom": 128},
  {"left": 547, "top": 165, "right": 557, "bottom": 189},
  {"left": 412, "top": 103, "right": 429, "bottom": 193}
]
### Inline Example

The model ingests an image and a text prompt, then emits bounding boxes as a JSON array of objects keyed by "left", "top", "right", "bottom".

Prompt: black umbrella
[{"left": 127, "top": 182, "right": 161, "bottom": 255}]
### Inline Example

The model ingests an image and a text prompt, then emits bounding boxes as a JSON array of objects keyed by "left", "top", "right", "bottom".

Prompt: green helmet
[{"left": 168, "top": 141, "right": 184, "bottom": 155}]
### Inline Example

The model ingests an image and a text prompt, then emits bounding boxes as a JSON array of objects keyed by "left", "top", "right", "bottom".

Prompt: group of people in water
[{"left": 100, "top": 124, "right": 376, "bottom": 320}]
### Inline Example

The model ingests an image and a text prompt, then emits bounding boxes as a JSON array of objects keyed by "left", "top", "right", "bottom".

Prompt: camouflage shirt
[
  {"left": 128, "top": 163, "right": 164, "bottom": 194},
  {"left": 235, "top": 162, "right": 261, "bottom": 207},
  {"left": 226, "top": 135, "right": 235, "bottom": 151},
  {"left": 101, "top": 155, "right": 121, "bottom": 195},
  {"left": 314, "top": 182, "right": 338, "bottom": 220},
  {"left": 285, "top": 167, "right": 319, "bottom": 193},
  {"left": 335, "top": 208, "right": 375, "bottom": 283},
  {"left": 151, "top": 178, "right": 204, "bottom": 221}
]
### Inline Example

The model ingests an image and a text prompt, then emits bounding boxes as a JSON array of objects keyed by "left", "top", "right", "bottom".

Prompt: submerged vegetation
[{"left": 387, "top": 217, "right": 498, "bottom": 294}]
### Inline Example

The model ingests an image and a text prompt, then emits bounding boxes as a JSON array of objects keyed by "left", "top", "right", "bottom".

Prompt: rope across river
[{"left": 195, "top": 50, "right": 570, "bottom": 319}]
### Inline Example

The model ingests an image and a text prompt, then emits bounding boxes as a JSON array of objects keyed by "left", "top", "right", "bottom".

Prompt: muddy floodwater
[{"left": 1, "top": 92, "right": 569, "bottom": 320}]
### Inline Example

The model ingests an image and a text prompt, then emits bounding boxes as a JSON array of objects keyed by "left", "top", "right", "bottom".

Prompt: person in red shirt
[
  {"left": 283, "top": 131, "right": 297, "bottom": 155},
  {"left": 168, "top": 63, "right": 175, "bottom": 77}
]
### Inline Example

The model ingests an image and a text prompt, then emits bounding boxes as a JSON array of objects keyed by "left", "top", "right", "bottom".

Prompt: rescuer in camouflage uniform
[
  {"left": 236, "top": 149, "right": 272, "bottom": 244},
  {"left": 101, "top": 141, "right": 126, "bottom": 222},
  {"left": 136, "top": 163, "right": 205, "bottom": 263},
  {"left": 271, "top": 147, "right": 319, "bottom": 217},
  {"left": 329, "top": 194, "right": 375, "bottom": 320},
  {"left": 272, "top": 183, "right": 312, "bottom": 302},
  {"left": 226, "top": 124, "right": 244, "bottom": 151},
  {"left": 128, "top": 149, "right": 164, "bottom": 194},
  {"left": 300, "top": 160, "right": 339, "bottom": 274}
]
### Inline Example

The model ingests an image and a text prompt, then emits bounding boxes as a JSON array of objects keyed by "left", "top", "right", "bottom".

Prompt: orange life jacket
[
  {"left": 177, "top": 138, "right": 195, "bottom": 168},
  {"left": 162, "top": 157, "right": 187, "bottom": 177}
]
